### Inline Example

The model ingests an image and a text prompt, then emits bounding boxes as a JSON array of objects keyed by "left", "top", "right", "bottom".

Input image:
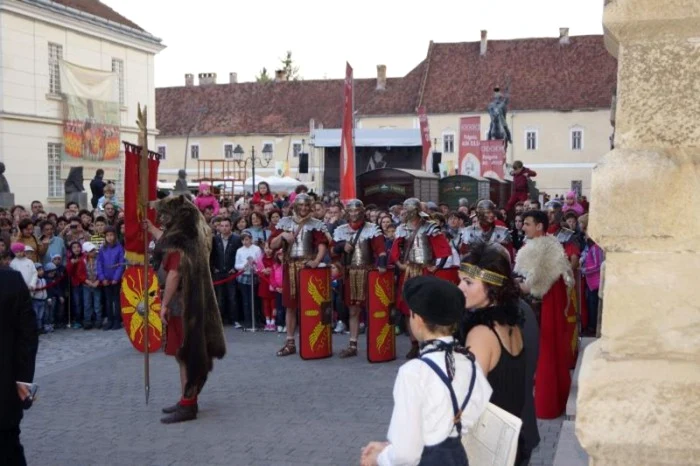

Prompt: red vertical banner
[
  {"left": 339, "top": 62, "right": 356, "bottom": 202},
  {"left": 458, "top": 116, "right": 481, "bottom": 176},
  {"left": 417, "top": 106, "right": 431, "bottom": 171},
  {"left": 480, "top": 140, "right": 506, "bottom": 179},
  {"left": 123, "top": 142, "right": 159, "bottom": 263}
]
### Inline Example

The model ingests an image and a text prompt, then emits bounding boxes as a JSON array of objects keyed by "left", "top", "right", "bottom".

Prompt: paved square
[{"left": 21, "top": 329, "right": 561, "bottom": 465}]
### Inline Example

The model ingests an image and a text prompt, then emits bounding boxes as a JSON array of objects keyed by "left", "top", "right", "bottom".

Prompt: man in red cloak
[{"left": 514, "top": 209, "right": 574, "bottom": 419}]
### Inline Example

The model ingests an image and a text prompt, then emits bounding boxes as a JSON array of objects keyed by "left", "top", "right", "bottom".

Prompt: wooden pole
[{"left": 137, "top": 104, "right": 150, "bottom": 404}]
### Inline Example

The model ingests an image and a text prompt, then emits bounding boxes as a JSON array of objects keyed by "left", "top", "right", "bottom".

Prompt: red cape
[{"left": 535, "top": 276, "right": 572, "bottom": 419}]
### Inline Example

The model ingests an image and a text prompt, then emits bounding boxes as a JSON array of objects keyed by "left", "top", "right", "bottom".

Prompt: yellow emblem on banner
[
  {"left": 373, "top": 311, "right": 387, "bottom": 319},
  {"left": 376, "top": 324, "right": 392, "bottom": 355},
  {"left": 304, "top": 310, "right": 319, "bottom": 317}
]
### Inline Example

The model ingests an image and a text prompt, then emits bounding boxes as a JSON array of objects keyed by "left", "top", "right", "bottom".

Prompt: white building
[{"left": 0, "top": 0, "right": 164, "bottom": 210}]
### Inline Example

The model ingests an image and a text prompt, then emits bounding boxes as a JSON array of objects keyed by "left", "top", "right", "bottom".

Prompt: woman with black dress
[{"left": 458, "top": 242, "right": 530, "bottom": 465}]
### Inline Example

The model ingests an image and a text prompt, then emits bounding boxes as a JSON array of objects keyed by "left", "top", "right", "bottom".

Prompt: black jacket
[
  {"left": 0, "top": 268, "right": 38, "bottom": 430},
  {"left": 210, "top": 233, "right": 242, "bottom": 277},
  {"left": 90, "top": 176, "right": 106, "bottom": 208}
]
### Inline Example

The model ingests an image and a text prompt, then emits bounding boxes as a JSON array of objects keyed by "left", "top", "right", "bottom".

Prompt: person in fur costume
[
  {"left": 514, "top": 210, "right": 574, "bottom": 420},
  {"left": 145, "top": 194, "right": 226, "bottom": 424}
]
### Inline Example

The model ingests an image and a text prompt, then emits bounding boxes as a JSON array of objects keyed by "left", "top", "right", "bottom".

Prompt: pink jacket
[
  {"left": 581, "top": 242, "right": 604, "bottom": 291},
  {"left": 268, "top": 262, "right": 283, "bottom": 292},
  {"left": 194, "top": 184, "right": 220, "bottom": 215}
]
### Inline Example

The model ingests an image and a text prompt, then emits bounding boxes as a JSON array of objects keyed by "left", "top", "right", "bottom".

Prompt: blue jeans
[
  {"left": 586, "top": 288, "right": 600, "bottom": 333},
  {"left": 274, "top": 292, "right": 285, "bottom": 327},
  {"left": 71, "top": 284, "right": 83, "bottom": 323},
  {"left": 103, "top": 283, "right": 122, "bottom": 325},
  {"left": 83, "top": 286, "right": 103, "bottom": 324},
  {"left": 237, "top": 280, "right": 257, "bottom": 328},
  {"left": 32, "top": 299, "right": 46, "bottom": 330},
  {"left": 44, "top": 297, "right": 56, "bottom": 327}
]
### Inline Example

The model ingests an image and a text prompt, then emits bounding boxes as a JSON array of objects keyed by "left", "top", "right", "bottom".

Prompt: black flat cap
[{"left": 403, "top": 276, "right": 465, "bottom": 326}]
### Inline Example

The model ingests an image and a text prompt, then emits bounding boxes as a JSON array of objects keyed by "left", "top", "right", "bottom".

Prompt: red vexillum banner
[
  {"left": 339, "top": 62, "right": 356, "bottom": 202},
  {"left": 417, "top": 106, "right": 431, "bottom": 171},
  {"left": 123, "top": 141, "right": 159, "bottom": 264}
]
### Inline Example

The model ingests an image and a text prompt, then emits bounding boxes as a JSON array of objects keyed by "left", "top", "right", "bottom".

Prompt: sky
[{"left": 102, "top": 0, "right": 605, "bottom": 88}]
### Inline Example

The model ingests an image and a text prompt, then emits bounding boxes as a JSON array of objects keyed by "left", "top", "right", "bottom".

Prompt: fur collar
[{"left": 514, "top": 235, "right": 573, "bottom": 298}]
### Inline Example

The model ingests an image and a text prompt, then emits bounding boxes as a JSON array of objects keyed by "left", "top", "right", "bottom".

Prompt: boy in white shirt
[
  {"left": 235, "top": 230, "right": 262, "bottom": 330},
  {"left": 10, "top": 243, "right": 37, "bottom": 290},
  {"left": 361, "top": 276, "right": 492, "bottom": 466}
]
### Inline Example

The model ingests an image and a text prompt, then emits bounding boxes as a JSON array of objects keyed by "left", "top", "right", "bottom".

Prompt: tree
[
  {"left": 255, "top": 67, "right": 271, "bottom": 83},
  {"left": 280, "top": 51, "right": 300, "bottom": 81}
]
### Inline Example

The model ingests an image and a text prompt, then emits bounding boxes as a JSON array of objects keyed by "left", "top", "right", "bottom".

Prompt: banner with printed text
[
  {"left": 417, "top": 106, "right": 431, "bottom": 171},
  {"left": 458, "top": 116, "right": 481, "bottom": 177},
  {"left": 60, "top": 59, "right": 121, "bottom": 179},
  {"left": 480, "top": 140, "right": 506, "bottom": 179}
]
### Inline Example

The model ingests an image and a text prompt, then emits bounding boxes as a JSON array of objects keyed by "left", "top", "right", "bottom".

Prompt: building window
[
  {"left": 525, "top": 130, "right": 538, "bottom": 151},
  {"left": 224, "top": 143, "right": 234, "bottom": 159},
  {"left": 571, "top": 128, "right": 583, "bottom": 151},
  {"left": 190, "top": 144, "right": 199, "bottom": 160},
  {"left": 112, "top": 58, "right": 124, "bottom": 105},
  {"left": 48, "top": 143, "right": 63, "bottom": 197},
  {"left": 157, "top": 145, "right": 167, "bottom": 160},
  {"left": 443, "top": 133, "right": 455, "bottom": 153},
  {"left": 292, "top": 142, "right": 302, "bottom": 158},
  {"left": 48, "top": 43, "right": 63, "bottom": 94}
]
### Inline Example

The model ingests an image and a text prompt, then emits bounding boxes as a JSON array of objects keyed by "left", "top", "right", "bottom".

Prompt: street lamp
[{"left": 232, "top": 144, "right": 274, "bottom": 194}]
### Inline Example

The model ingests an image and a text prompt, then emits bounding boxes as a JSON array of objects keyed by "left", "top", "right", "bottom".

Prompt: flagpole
[
  {"left": 137, "top": 104, "right": 151, "bottom": 405},
  {"left": 351, "top": 63, "right": 356, "bottom": 199}
]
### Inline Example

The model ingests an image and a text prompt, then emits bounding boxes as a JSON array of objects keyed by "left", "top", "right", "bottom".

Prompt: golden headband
[{"left": 459, "top": 263, "right": 507, "bottom": 287}]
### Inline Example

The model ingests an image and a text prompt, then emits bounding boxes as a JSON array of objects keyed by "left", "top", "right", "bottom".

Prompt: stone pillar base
[
  {"left": 65, "top": 192, "right": 88, "bottom": 210},
  {"left": 0, "top": 192, "right": 15, "bottom": 208}
]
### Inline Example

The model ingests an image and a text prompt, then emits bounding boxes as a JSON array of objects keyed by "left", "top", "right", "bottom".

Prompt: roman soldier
[
  {"left": 433, "top": 212, "right": 463, "bottom": 285},
  {"left": 331, "top": 199, "right": 388, "bottom": 358},
  {"left": 459, "top": 199, "right": 513, "bottom": 259},
  {"left": 269, "top": 193, "right": 330, "bottom": 357},
  {"left": 390, "top": 198, "right": 451, "bottom": 359}
]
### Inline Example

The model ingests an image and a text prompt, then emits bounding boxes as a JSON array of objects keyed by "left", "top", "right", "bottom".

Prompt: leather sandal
[
  {"left": 276, "top": 339, "right": 296, "bottom": 357},
  {"left": 339, "top": 342, "right": 358, "bottom": 358}
]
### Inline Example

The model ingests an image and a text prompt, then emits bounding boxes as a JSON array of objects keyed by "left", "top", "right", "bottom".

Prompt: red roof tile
[
  {"left": 50, "top": 0, "right": 144, "bottom": 31},
  {"left": 156, "top": 35, "right": 617, "bottom": 136},
  {"left": 420, "top": 35, "right": 617, "bottom": 112}
]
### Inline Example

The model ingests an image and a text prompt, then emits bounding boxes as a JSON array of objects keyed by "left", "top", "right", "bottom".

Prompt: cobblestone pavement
[{"left": 22, "top": 328, "right": 562, "bottom": 465}]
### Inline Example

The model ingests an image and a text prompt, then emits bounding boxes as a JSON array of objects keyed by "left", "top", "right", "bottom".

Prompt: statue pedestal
[
  {"left": 64, "top": 192, "right": 88, "bottom": 210},
  {"left": 0, "top": 192, "right": 15, "bottom": 208}
]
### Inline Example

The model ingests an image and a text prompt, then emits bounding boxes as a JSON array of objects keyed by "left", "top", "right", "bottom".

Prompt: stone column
[{"left": 576, "top": 1, "right": 700, "bottom": 465}]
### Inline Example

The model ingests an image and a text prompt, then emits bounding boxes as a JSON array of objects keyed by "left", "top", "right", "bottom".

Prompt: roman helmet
[
  {"left": 545, "top": 199, "right": 563, "bottom": 227},
  {"left": 476, "top": 199, "right": 496, "bottom": 225},
  {"left": 403, "top": 197, "right": 422, "bottom": 220},
  {"left": 345, "top": 199, "right": 365, "bottom": 223},
  {"left": 293, "top": 193, "right": 312, "bottom": 218}
]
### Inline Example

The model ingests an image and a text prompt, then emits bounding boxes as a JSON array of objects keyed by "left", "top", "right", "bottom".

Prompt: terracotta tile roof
[
  {"left": 156, "top": 35, "right": 617, "bottom": 136},
  {"left": 419, "top": 35, "right": 617, "bottom": 113},
  {"left": 50, "top": 0, "right": 144, "bottom": 31}
]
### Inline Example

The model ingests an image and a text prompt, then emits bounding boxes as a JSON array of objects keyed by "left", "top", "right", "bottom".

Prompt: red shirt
[
  {"left": 251, "top": 192, "right": 274, "bottom": 205},
  {"left": 163, "top": 251, "right": 181, "bottom": 272}
]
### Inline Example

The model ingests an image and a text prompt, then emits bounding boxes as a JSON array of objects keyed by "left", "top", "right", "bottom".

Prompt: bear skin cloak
[{"left": 153, "top": 195, "right": 226, "bottom": 397}]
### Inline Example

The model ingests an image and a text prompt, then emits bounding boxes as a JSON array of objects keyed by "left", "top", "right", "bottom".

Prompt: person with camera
[{"left": 0, "top": 265, "right": 39, "bottom": 465}]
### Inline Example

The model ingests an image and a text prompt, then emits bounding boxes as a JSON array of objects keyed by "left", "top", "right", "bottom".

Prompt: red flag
[
  {"left": 123, "top": 142, "right": 159, "bottom": 263},
  {"left": 339, "top": 62, "right": 356, "bottom": 202},
  {"left": 417, "top": 106, "right": 431, "bottom": 170}
]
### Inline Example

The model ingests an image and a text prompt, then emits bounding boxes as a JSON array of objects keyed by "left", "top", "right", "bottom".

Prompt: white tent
[{"left": 243, "top": 175, "right": 302, "bottom": 192}]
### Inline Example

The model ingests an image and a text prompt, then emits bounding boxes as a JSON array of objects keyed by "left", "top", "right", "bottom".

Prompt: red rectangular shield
[
  {"left": 298, "top": 267, "right": 333, "bottom": 360},
  {"left": 366, "top": 270, "right": 396, "bottom": 363}
]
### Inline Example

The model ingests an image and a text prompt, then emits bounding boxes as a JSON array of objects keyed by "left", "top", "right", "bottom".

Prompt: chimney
[
  {"left": 559, "top": 27, "right": 570, "bottom": 45},
  {"left": 274, "top": 69, "right": 287, "bottom": 82},
  {"left": 376, "top": 65, "right": 387, "bottom": 91},
  {"left": 185, "top": 73, "right": 194, "bottom": 87},
  {"left": 229, "top": 72, "right": 238, "bottom": 84},
  {"left": 198, "top": 72, "right": 217, "bottom": 86},
  {"left": 480, "top": 30, "right": 488, "bottom": 56}
]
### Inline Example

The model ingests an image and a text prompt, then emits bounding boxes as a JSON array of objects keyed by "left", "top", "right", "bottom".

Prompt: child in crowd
[
  {"left": 97, "top": 226, "right": 125, "bottom": 330},
  {"left": 10, "top": 243, "right": 37, "bottom": 290},
  {"left": 97, "top": 183, "right": 120, "bottom": 211},
  {"left": 66, "top": 241, "right": 86, "bottom": 329},
  {"left": 44, "top": 262, "right": 61, "bottom": 332},
  {"left": 330, "top": 262, "right": 347, "bottom": 334},
  {"left": 90, "top": 216, "right": 107, "bottom": 251},
  {"left": 257, "top": 242, "right": 277, "bottom": 332},
  {"left": 50, "top": 253, "right": 68, "bottom": 328},
  {"left": 270, "top": 249, "right": 285, "bottom": 334},
  {"left": 235, "top": 230, "right": 262, "bottom": 330},
  {"left": 81, "top": 242, "right": 102, "bottom": 329},
  {"left": 361, "top": 276, "right": 492, "bottom": 466},
  {"left": 32, "top": 263, "right": 49, "bottom": 333},
  {"left": 0, "top": 251, "right": 11, "bottom": 268}
]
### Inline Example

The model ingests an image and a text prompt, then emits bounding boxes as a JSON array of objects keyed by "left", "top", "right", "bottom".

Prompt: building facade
[
  {"left": 0, "top": 0, "right": 163, "bottom": 210},
  {"left": 156, "top": 30, "right": 616, "bottom": 199}
]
